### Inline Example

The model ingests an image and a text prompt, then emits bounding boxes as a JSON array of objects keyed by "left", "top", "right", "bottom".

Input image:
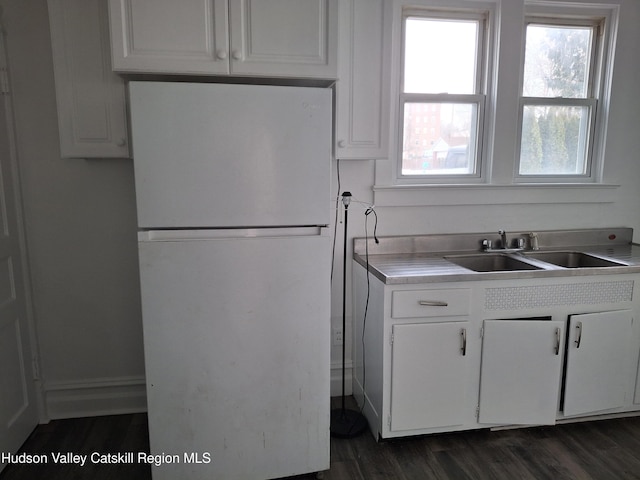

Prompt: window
[
  {"left": 398, "top": 9, "right": 488, "bottom": 180},
  {"left": 379, "top": 0, "right": 619, "bottom": 200},
  {"left": 517, "top": 17, "right": 605, "bottom": 180}
]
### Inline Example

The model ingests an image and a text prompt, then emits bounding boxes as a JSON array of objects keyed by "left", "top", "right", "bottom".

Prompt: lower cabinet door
[
  {"left": 390, "top": 322, "right": 469, "bottom": 432},
  {"left": 479, "top": 319, "right": 565, "bottom": 425},
  {"left": 564, "top": 310, "right": 633, "bottom": 416}
]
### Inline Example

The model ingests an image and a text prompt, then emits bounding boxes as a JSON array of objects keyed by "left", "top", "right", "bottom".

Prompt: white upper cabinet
[
  {"left": 108, "top": 0, "right": 229, "bottom": 75},
  {"left": 108, "top": 0, "right": 337, "bottom": 79},
  {"left": 335, "top": 0, "right": 390, "bottom": 159},
  {"left": 48, "top": 0, "right": 130, "bottom": 158},
  {"left": 228, "top": 0, "right": 337, "bottom": 78}
]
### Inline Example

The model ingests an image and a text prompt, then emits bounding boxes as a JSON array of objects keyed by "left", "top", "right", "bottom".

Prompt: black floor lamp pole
[
  {"left": 341, "top": 193, "right": 348, "bottom": 412},
  {"left": 330, "top": 191, "right": 368, "bottom": 438}
]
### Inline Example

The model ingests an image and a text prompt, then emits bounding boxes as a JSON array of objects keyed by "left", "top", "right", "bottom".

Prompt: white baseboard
[
  {"left": 331, "top": 360, "right": 353, "bottom": 397},
  {"left": 44, "top": 366, "right": 350, "bottom": 420},
  {"left": 44, "top": 376, "right": 147, "bottom": 420}
]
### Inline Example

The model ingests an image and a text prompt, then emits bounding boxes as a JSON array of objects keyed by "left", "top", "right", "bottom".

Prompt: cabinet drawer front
[{"left": 392, "top": 289, "right": 470, "bottom": 318}]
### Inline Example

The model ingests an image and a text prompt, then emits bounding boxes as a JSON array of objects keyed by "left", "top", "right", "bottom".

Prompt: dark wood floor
[
  {"left": 0, "top": 413, "right": 151, "bottom": 480},
  {"left": 316, "top": 415, "right": 640, "bottom": 480},
  {"left": 3, "top": 400, "right": 640, "bottom": 480}
]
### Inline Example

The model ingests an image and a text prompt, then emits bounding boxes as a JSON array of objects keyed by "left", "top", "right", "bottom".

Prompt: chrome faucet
[
  {"left": 482, "top": 229, "right": 525, "bottom": 253},
  {"left": 499, "top": 229, "right": 508, "bottom": 249}
]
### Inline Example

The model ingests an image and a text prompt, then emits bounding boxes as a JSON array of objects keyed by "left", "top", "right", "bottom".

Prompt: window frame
[
  {"left": 395, "top": 7, "right": 492, "bottom": 184},
  {"left": 515, "top": 13, "right": 608, "bottom": 183},
  {"left": 377, "top": 0, "right": 619, "bottom": 201}
]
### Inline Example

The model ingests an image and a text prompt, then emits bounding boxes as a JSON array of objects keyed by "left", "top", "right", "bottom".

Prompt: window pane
[
  {"left": 404, "top": 17, "right": 479, "bottom": 94},
  {"left": 519, "top": 105, "right": 590, "bottom": 175},
  {"left": 402, "top": 103, "right": 477, "bottom": 175},
  {"left": 523, "top": 24, "right": 593, "bottom": 98}
]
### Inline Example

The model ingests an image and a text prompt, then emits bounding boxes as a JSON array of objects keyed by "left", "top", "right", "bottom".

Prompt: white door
[
  {"left": 228, "top": 0, "right": 337, "bottom": 78},
  {"left": 48, "top": 0, "right": 130, "bottom": 158},
  {"left": 0, "top": 36, "right": 39, "bottom": 472},
  {"left": 108, "top": 0, "right": 230, "bottom": 74},
  {"left": 129, "top": 82, "right": 331, "bottom": 229},
  {"left": 479, "top": 319, "right": 564, "bottom": 425},
  {"left": 335, "top": 0, "right": 390, "bottom": 159},
  {"left": 390, "top": 322, "right": 469, "bottom": 431},
  {"left": 564, "top": 310, "right": 633, "bottom": 417},
  {"left": 137, "top": 229, "right": 330, "bottom": 479}
]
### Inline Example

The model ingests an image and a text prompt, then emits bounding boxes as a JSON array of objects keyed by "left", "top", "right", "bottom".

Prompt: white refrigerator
[{"left": 129, "top": 82, "right": 331, "bottom": 480}]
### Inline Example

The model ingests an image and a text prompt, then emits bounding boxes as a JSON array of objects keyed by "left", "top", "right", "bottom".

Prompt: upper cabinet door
[
  {"left": 108, "top": 0, "right": 230, "bottom": 74},
  {"left": 228, "top": 0, "right": 337, "bottom": 78},
  {"left": 335, "top": 0, "right": 390, "bottom": 159},
  {"left": 49, "top": 0, "right": 130, "bottom": 158},
  {"left": 108, "top": 0, "right": 336, "bottom": 79}
]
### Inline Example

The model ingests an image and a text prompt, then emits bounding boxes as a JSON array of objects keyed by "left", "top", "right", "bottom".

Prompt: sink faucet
[
  {"left": 499, "top": 229, "right": 508, "bottom": 249},
  {"left": 482, "top": 229, "right": 525, "bottom": 253}
]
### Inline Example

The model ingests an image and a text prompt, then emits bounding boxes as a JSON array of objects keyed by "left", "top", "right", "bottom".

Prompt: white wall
[
  {"left": 2, "top": 0, "right": 640, "bottom": 412},
  {"left": 1, "top": 0, "right": 146, "bottom": 418}
]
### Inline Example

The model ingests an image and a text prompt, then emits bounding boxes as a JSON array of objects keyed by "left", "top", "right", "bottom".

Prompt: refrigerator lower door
[{"left": 138, "top": 229, "right": 330, "bottom": 480}]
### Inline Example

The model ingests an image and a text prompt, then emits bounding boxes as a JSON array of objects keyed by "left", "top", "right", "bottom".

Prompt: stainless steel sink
[
  {"left": 522, "top": 251, "right": 626, "bottom": 268},
  {"left": 445, "top": 254, "right": 543, "bottom": 272}
]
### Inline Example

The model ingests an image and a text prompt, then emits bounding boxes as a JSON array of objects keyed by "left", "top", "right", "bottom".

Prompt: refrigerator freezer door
[
  {"left": 129, "top": 82, "right": 332, "bottom": 229},
  {"left": 137, "top": 231, "right": 330, "bottom": 479}
]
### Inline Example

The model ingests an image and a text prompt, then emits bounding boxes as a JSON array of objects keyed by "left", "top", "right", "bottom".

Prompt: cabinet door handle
[
  {"left": 574, "top": 322, "right": 582, "bottom": 349},
  {"left": 232, "top": 50, "right": 242, "bottom": 61},
  {"left": 460, "top": 328, "right": 467, "bottom": 356},
  {"left": 418, "top": 300, "right": 448, "bottom": 307},
  {"left": 216, "top": 49, "right": 228, "bottom": 60},
  {"left": 555, "top": 327, "right": 561, "bottom": 355}
]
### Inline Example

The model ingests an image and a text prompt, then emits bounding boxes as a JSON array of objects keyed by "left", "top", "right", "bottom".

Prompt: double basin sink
[{"left": 445, "top": 251, "right": 627, "bottom": 272}]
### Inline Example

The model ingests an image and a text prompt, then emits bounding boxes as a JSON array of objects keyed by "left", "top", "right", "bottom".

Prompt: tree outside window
[{"left": 518, "top": 22, "right": 600, "bottom": 177}]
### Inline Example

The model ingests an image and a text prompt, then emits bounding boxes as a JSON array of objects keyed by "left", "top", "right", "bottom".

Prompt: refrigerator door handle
[{"left": 138, "top": 226, "right": 327, "bottom": 242}]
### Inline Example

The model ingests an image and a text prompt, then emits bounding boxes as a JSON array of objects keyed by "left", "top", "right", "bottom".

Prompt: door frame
[{"left": 0, "top": 19, "right": 45, "bottom": 424}]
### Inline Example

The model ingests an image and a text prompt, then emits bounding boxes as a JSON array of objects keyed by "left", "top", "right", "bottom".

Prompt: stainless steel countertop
[{"left": 352, "top": 228, "right": 640, "bottom": 285}]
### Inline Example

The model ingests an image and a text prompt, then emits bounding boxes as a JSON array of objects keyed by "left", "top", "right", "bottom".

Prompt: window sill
[{"left": 372, "top": 182, "right": 620, "bottom": 207}]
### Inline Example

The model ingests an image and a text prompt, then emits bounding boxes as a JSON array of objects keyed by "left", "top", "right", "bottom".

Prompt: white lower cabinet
[
  {"left": 390, "top": 322, "right": 469, "bottom": 431},
  {"left": 478, "top": 319, "right": 565, "bottom": 425},
  {"left": 353, "top": 263, "right": 640, "bottom": 440},
  {"left": 478, "top": 310, "right": 635, "bottom": 426},
  {"left": 352, "top": 265, "right": 479, "bottom": 439},
  {"left": 563, "top": 310, "right": 633, "bottom": 416}
]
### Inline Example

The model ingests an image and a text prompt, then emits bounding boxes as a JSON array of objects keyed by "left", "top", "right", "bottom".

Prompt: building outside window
[{"left": 399, "top": 9, "right": 488, "bottom": 179}]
